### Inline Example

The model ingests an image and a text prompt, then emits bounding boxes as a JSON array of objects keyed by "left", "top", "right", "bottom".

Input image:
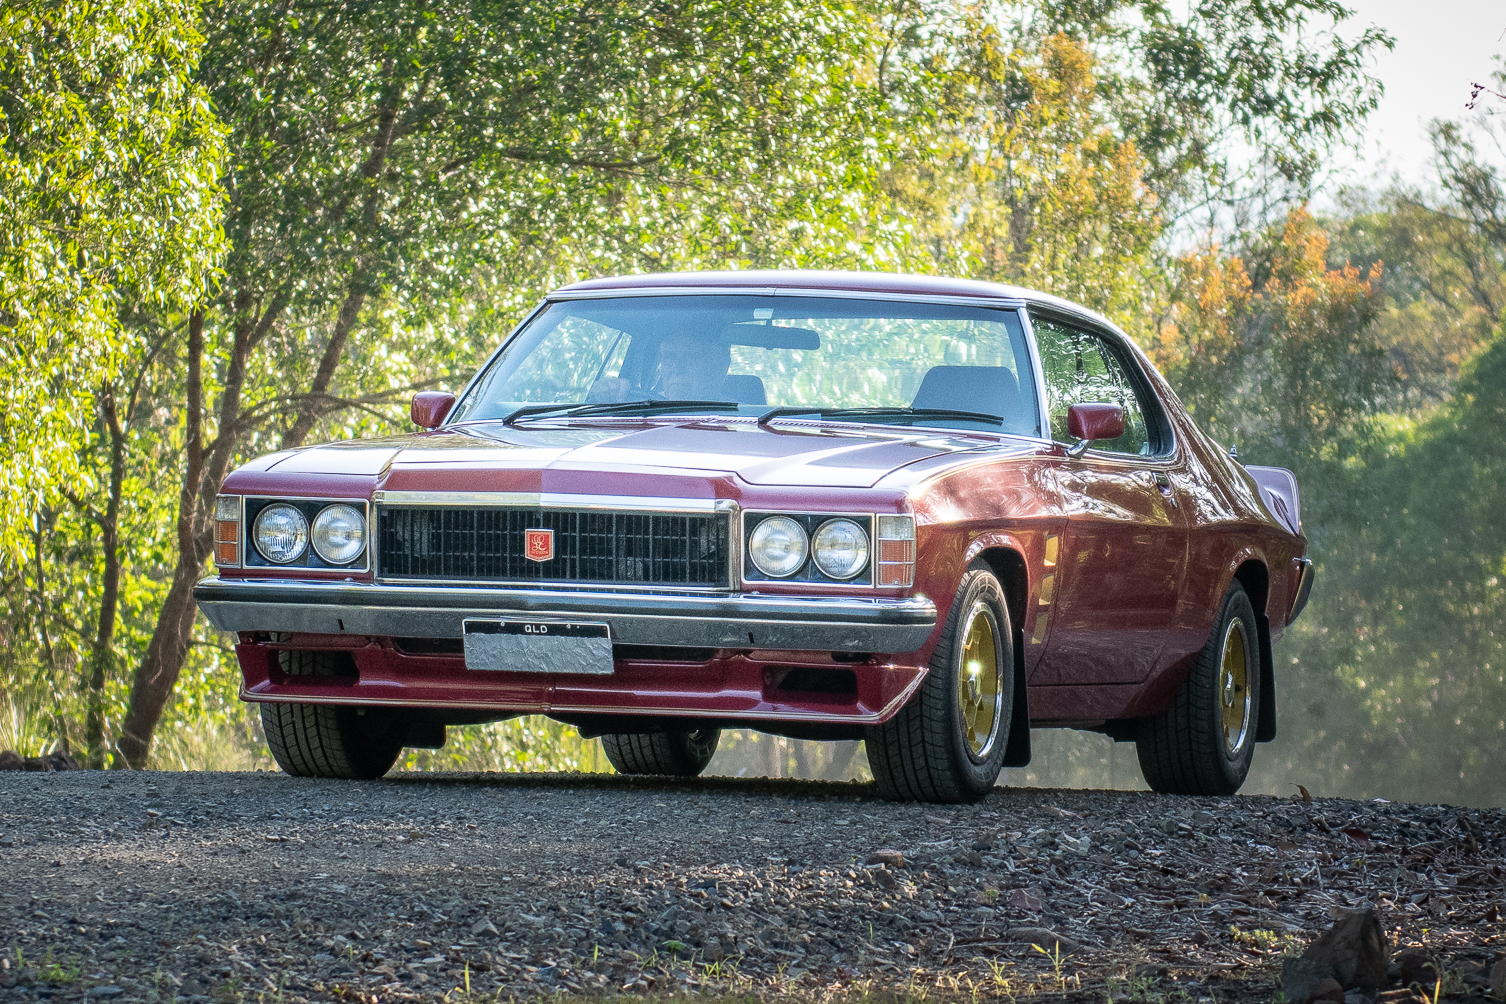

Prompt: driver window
[{"left": 1032, "top": 317, "right": 1155, "bottom": 455}]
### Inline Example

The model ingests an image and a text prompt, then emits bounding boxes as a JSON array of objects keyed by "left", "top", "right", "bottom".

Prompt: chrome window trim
[
  {"left": 1016, "top": 306, "right": 1053, "bottom": 444},
  {"left": 740, "top": 509, "right": 881, "bottom": 590},
  {"left": 244, "top": 495, "right": 370, "bottom": 572},
  {"left": 547, "top": 286, "right": 1033, "bottom": 310},
  {"left": 372, "top": 495, "right": 740, "bottom": 592},
  {"left": 447, "top": 288, "right": 1066, "bottom": 441},
  {"left": 1025, "top": 307, "right": 1181, "bottom": 462}
]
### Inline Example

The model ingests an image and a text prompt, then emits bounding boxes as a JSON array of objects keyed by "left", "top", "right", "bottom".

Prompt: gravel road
[{"left": 2, "top": 770, "right": 1502, "bottom": 1003}]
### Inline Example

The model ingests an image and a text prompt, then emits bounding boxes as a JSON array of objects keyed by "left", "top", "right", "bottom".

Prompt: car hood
[{"left": 264, "top": 419, "right": 1025, "bottom": 489}]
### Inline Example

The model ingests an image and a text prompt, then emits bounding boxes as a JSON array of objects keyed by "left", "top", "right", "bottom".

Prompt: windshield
[{"left": 451, "top": 294, "right": 1041, "bottom": 436}]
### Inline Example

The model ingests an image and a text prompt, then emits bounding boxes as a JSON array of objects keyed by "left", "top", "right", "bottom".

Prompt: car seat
[
  {"left": 721, "top": 374, "right": 767, "bottom": 405},
  {"left": 911, "top": 366, "right": 1025, "bottom": 428}
]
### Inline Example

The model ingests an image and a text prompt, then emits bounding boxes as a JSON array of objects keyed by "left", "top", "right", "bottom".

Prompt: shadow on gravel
[
  {"left": 379, "top": 770, "right": 886, "bottom": 800},
  {"left": 377, "top": 770, "right": 1109, "bottom": 804}
]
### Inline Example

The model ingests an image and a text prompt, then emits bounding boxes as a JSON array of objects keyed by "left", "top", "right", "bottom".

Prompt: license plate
[{"left": 462, "top": 619, "right": 614, "bottom": 675}]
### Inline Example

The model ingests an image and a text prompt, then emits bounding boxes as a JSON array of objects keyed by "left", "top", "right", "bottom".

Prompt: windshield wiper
[
  {"left": 504, "top": 399, "right": 740, "bottom": 426},
  {"left": 757, "top": 406, "right": 1005, "bottom": 428}
]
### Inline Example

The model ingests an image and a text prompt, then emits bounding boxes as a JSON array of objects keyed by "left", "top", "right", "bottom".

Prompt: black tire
[
  {"left": 601, "top": 728, "right": 720, "bottom": 777},
  {"left": 260, "top": 651, "right": 401, "bottom": 780},
  {"left": 1136, "top": 582, "right": 1261, "bottom": 795},
  {"left": 865, "top": 565, "right": 1013, "bottom": 803}
]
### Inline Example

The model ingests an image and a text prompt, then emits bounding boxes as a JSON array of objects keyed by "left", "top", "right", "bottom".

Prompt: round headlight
[
  {"left": 812, "top": 518, "right": 870, "bottom": 579},
  {"left": 748, "top": 516, "right": 808, "bottom": 577},
  {"left": 252, "top": 503, "right": 309, "bottom": 564},
  {"left": 311, "top": 504, "right": 367, "bottom": 564}
]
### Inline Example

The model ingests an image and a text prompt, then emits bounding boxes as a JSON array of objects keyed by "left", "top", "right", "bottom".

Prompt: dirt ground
[{"left": 1, "top": 770, "right": 1502, "bottom": 1003}]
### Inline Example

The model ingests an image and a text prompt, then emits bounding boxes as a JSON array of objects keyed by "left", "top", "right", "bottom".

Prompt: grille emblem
[{"left": 524, "top": 528, "right": 554, "bottom": 562}]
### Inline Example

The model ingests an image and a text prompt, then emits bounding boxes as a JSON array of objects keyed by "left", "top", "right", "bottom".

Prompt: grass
[
  {"left": 1226, "top": 925, "right": 1298, "bottom": 955},
  {"left": 0, "top": 689, "right": 59, "bottom": 760},
  {"left": 17, "top": 947, "right": 82, "bottom": 986}
]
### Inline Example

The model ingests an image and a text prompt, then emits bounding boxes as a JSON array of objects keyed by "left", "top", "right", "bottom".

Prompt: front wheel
[
  {"left": 601, "top": 728, "right": 720, "bottom": 777},
  {"left": 1136, "top": 582, "right": 1261, "bottom": 795},
  {"left": 260, "top": 703, "right": 403, "bottom": 780},
  {"left": 865, "top": 565, "right": 1013, "bottom": 803}
]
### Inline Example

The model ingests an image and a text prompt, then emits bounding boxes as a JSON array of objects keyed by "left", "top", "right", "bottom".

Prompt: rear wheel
[
  {"left": 601, "top": 728, "right": 720, "bottom": 777},
  {"left": 260, "top": 651, "right": 402, "bottom": 780},
  {"left": 866, "top": 565, "right": 1013, "bottom": 803},
  {"left": 1136, "top": 582, "right": 1260, "bottom": 795}
]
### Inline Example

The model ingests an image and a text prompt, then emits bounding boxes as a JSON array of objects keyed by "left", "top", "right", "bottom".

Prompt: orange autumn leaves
[{"left": 1153, "top": 208, "right": 1385, "bottom": 451}]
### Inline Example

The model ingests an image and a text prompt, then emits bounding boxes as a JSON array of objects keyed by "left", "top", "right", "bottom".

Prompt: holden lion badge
[{"left": 524, "top": 528, "right": 554, "bottom": 562}]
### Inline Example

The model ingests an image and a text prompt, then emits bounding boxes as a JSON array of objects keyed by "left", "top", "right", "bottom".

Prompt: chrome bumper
[{"left": 194, "top": 578, "right": 938, "bottom": 652}]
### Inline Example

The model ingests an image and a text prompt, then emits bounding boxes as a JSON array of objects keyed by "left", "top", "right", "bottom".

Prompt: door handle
[{"left": 1154, "top": 471, "right": 1178, "bottom": 507}]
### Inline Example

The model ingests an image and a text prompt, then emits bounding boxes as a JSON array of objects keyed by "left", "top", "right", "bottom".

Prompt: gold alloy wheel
[
  {"left": 1220, "top": 619, "right": 1252, "bottom": 756},
  {"left": 958, "top": 601, "right": 1003, "bottom": 759}
]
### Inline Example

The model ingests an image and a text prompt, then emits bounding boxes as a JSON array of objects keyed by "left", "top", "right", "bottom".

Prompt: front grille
[{"left": 377, "top": 507, "right": 731, "bottom": 587}]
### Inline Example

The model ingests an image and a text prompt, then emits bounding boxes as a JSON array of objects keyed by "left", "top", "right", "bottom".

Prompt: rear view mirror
[
  {"left": 1065, "top": 403, "right": 1125, "bottom": 456},
  {"left": 721, "top": 323, "right": 822, "bottom": 350},
  {"left": 411, "top": 391, "right": 456, "bottom": 429}
]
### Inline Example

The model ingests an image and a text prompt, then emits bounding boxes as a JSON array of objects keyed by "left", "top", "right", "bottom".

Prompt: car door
[{"left": 1028, "top": 314, "right": 1189, "bottom": 686}]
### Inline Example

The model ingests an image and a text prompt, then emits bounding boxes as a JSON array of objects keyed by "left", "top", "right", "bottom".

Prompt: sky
[{"left": 1323, "top": 0, "right": 1506, "bottom": 189}]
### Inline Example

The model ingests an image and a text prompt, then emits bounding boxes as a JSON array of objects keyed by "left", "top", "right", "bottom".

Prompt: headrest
[
  {"left": 911, "top": 366, "right": 1022, "bottom": 421},
  {"left": 721, "top": 374, "right": 767, "bottom": 405}
]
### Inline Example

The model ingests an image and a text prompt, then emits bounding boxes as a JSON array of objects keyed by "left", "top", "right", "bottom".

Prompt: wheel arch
[
  {"left": 969, "top": 544, "right": 1032, "bottom": 767},
  {"left": 1231, "top": 558, "right": 1277, "bottom": 743}
]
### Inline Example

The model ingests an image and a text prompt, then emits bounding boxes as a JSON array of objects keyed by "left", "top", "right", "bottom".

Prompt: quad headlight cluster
[
  {"left": 213, "top": 495, "right": 368, "bottom": 569},
  {"left": 744, "top": 512, "right": 914, "bottom": 586}
]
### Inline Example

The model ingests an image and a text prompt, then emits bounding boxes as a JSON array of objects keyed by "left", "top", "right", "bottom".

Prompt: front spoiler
[{"left": 194, "top": 577, "right": 939, "bottom": 653}]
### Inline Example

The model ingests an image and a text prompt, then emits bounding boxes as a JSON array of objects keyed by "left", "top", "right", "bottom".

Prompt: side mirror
[
  {"left": 411, "top": 391, "right": 456, "bottom": 430},
  {"left": 1065, "top": 403, "right": 1125, "bottom": 456}
]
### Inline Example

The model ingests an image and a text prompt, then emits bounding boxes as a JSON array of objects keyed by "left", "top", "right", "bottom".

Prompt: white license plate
[{"left": 462, "top": 619, "right": 614, "bottom": 675}]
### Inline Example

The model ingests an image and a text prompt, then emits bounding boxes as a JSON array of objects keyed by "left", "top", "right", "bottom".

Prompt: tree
[
  {"left": 116, "top": 0, "right": 908, "bottom": 765},
  {"left": 875, "top": 1, "right": 1388, "bottom": 339},
  {"left": 0, "top": 0, "right": 224, "bottom": 765}
]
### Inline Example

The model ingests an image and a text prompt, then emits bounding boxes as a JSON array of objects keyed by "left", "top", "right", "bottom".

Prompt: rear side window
[{"left": 1031, "top": 316, "right": 1164, "bottom": 456}]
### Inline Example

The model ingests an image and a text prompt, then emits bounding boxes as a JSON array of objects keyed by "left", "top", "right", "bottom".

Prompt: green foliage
[
  {"left": 0, "top": 0, "right": 223, "bottom": 762},
  {"left": 400, "top": 719, "right": 609, "bottom": 774},
  {"left": 1264, "top": 319, "right": 1506, "bottom": 804},
  {"left": 0, "top": 0, "right": 224, "bottom": 558}
]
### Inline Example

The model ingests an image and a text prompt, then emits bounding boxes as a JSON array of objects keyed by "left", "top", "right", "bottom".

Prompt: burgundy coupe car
[{"left": 197, "top": 271, "right": 1311, "bottom": 802}]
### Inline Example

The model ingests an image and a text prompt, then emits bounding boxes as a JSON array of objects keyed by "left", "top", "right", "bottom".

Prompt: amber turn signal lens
[
  {"left": 876, "top": 514, "right": 915, "bottom": 587},
  {"left": 213, "top": 495, "right": 241, "bottom": 568}
]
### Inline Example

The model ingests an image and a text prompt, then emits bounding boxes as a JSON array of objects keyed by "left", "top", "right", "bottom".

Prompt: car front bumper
[{"left": 194, "top": 577, "right": 939, "bottom": 653}]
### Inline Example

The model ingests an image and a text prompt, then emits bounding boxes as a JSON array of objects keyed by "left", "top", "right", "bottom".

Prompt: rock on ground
[{"left": 0, "top": 771, "right": 1502, "bottom": 1003}]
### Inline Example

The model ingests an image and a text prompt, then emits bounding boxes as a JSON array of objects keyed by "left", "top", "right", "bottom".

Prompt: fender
[
  {"left": 1221, "top": 546, "right": 1278, "bottom": 744},
  {"left": 962, "top": 531, "right": 1038, "bottom": 767}
]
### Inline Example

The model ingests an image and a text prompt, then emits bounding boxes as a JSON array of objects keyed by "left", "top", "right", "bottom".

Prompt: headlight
[
  {"left": 311, "top": 504, "right": 367, "bottom": 564},
  {"left": 748, "top": 516, "right": 808, "bottom": 577},
  {"left": 812, "top": 518, "right": 870, "bottom": 579},
  {"left": 252, "top": 504, "right": 309, "bottom": 564}
]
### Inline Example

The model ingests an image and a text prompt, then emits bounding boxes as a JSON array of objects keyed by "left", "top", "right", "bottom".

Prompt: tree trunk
[
  {"left": 86, "top": 386, "right": 127, "bottom": 769},
  {"left": 116, "top": 70, "right": 407, "bottom": 766},
  {"left": 117, "top": 309, "right": 212, "bottom": 768}
]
